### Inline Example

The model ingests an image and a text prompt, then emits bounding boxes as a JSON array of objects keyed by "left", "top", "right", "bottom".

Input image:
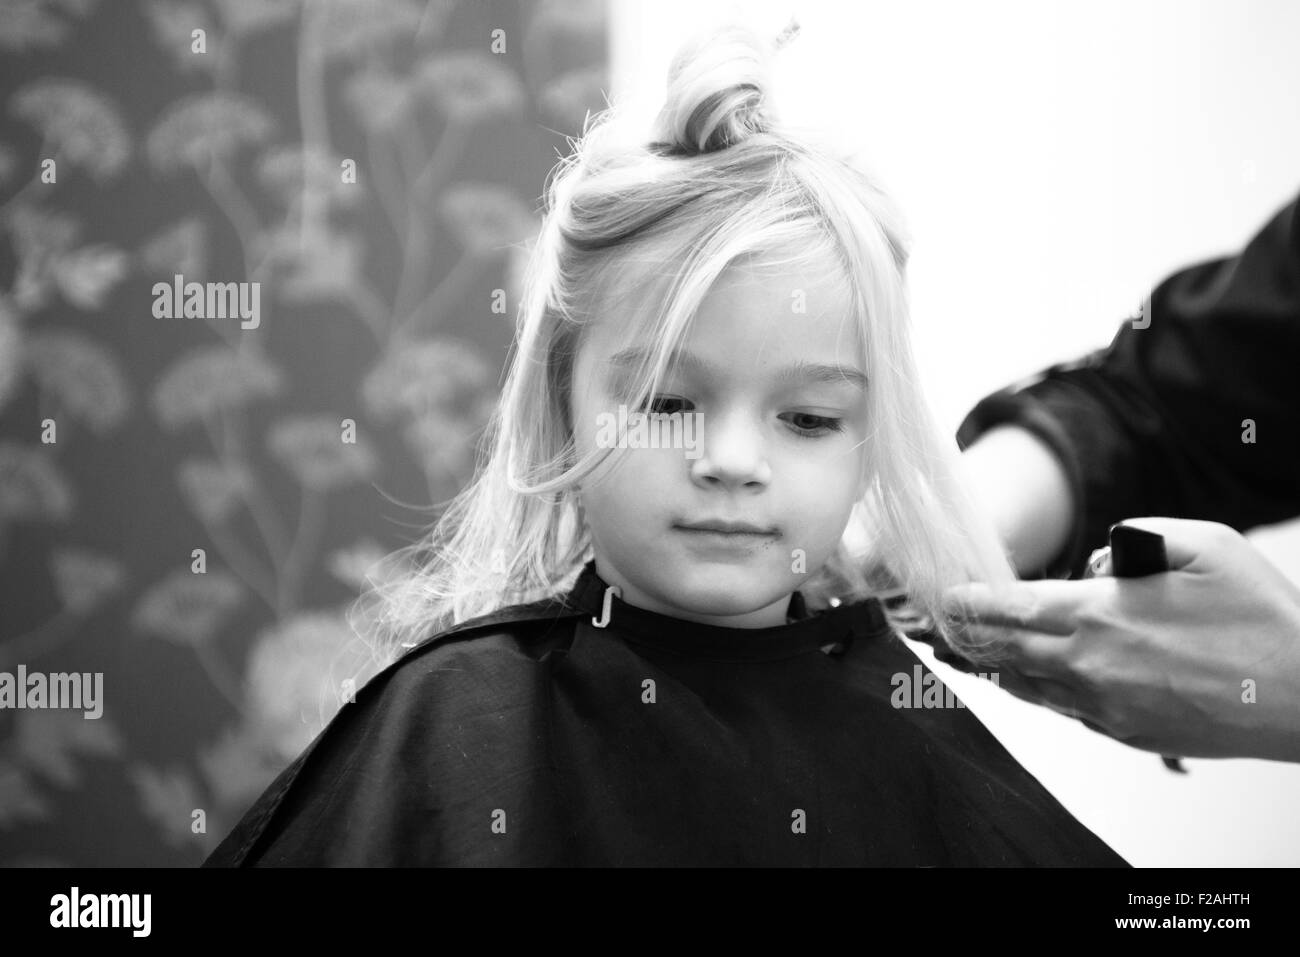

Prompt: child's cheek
[
  {"left": 784, "top": 450, "right": 864, "bottom": 525},
  {"left": 581, "top": 448, "right": 680, "bottom": 519}
]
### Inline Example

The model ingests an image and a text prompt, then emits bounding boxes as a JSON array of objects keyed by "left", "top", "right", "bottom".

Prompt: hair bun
[{"left": 651, "top": 24, "right": 778, "bottom": 156}]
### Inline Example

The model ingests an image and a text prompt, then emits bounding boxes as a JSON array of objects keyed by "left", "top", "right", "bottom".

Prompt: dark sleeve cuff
[{"left": 956, "top": 388, "right": 1092, "bottom": 579}]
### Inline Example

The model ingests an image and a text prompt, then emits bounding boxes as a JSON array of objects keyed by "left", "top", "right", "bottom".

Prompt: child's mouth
[{"left": 673, "top": 520, "right": 781, "bottom": 549}]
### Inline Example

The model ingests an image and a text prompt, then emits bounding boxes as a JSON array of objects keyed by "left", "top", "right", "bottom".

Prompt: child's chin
[{"left": 669, "top": 573, "right": 790, "bottom": 618}]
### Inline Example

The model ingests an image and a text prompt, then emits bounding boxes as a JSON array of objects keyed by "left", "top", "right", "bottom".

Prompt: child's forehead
[
  {"left": 587, "top": 258, "right": 860, "bottom": 356},
  {"left": 716, "top": 254, "right": 851, "bottom": 291},
  {"left": 700, "top": 261, "right": 855, "bottom": 320},
  {"left": 580, "top": 287, "right": 866, "bottom": 395}
]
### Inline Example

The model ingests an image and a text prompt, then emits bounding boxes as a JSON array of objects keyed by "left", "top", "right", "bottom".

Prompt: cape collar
[{"left": 564, "top": 560, "right": 894, "bottom": 661}]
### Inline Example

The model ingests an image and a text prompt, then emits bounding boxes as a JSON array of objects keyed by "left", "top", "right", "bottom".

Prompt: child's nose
[{"left": 688, "top": 410, "right": 771, "bottom": 490}]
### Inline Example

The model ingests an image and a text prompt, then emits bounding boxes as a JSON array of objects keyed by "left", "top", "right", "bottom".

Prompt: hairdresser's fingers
[
  {"left": 990, "top": 667, "right": 1115, "bottom": 737},
  {"left": 931, "top": 640, "right": 1113, "bottom": 734},
  {"left": 980, "top": 666, "right": 1040, "bottom": 702},
  {"left": 953, "top": 622, "right": 1076, "bottom": 682},
  {"left": 994, "top": 668, "right": 1105, "bottom": 727},
  {"left": 942, "top": 578, "right": 1115, "bottom": 636}
]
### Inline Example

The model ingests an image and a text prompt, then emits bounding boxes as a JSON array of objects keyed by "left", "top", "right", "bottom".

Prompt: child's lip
[{"left": 674, "top": 520, "right": 780, "bottom": 536}]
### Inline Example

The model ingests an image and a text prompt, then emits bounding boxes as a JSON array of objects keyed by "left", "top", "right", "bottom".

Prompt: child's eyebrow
[{"left": 608, "top": 347, "right": 869, "bottom": 390}]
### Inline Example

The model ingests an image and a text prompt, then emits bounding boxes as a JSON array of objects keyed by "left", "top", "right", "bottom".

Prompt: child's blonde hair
[{"left": 350, "top": 22, "right": 1016, "bottom": 671}]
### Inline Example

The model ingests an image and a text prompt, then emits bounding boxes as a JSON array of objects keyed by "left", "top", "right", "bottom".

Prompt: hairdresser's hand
[{"left": 940, "top": 518, "right": 1300, "bottom": 762}]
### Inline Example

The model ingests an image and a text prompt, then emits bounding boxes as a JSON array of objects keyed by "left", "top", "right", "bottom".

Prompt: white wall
[{"left": 611, "top": 0, "right": 1300, "bottom": 866}]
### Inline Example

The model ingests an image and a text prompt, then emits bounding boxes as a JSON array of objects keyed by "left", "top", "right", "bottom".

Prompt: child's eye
[
  {"left": 638, "top": 395, "right": 695, "bottom": 415},
  {"left": 780, "top": 412, "right": 844, "bottom": 437}
]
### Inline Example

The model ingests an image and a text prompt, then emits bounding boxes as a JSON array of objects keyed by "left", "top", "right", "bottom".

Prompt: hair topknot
[{"left": 650, "top": 23, "right": 779, "bottom": 156}]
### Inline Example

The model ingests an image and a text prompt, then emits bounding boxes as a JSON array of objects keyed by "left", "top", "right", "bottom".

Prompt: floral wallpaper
[{"left": 0, "top": 0, "right": 609, "bottom": 866}]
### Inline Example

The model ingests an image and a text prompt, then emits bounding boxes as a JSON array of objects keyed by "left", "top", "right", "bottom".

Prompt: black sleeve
[{"left": 957, "top": 192, "right": 1300, "bottom": 579}]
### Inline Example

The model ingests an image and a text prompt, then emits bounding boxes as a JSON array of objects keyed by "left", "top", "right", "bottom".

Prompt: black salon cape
[
  {"left": 203, "top": 563, "right": 1128, "bottom": 867},
  {"left": 958, "top": 191, "right": 1300, "bottom": 578}
]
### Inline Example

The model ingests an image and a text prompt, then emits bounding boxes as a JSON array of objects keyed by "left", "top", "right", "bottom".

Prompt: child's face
[{"left": 570, "top": 262, "right": 869, "bottom": 628}]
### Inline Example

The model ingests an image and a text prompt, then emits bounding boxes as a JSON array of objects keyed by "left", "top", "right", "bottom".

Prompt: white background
[{"left": 610, "top": 0, "right": 1300, "bottom": 866}]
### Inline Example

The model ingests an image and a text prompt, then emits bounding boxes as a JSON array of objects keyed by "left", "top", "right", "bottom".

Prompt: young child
[{"left": 205, "top": 24, "right": 1128, "bottom": 867}]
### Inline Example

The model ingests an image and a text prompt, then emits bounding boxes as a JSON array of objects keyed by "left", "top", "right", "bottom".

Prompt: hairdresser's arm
[
  {"left": 958, "top": 191, "right": 1300, "bottom": 578},
  {"left": 958, "top": 426, "right": 1075, "bottom": 575}
]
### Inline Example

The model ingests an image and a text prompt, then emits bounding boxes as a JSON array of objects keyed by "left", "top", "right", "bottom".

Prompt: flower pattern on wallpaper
[{"left": 0, "top": 0, "right": 608, "bottom": 865}]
